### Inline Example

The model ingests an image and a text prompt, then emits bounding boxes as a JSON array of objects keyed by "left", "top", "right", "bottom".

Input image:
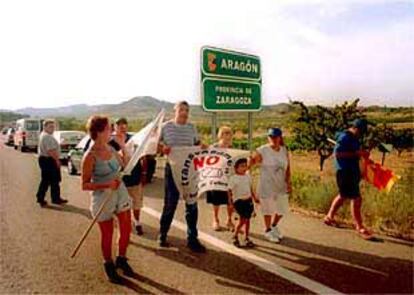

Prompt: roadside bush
[
  {"left": 360, "top": 166, "right": 414, "bottom": 238},
  {"left": 290, "top": 172, "right": 336, "bottom": 212},
  {"left": 287, "top": 166, "right": 414, "bottom": 239}
]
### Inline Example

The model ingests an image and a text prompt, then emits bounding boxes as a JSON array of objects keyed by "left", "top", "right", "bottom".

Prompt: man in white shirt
[{"left": 36, "top": 119, "right": 68, "bottom": 207}]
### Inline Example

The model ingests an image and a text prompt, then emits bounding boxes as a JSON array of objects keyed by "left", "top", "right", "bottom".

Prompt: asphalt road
[{"left": 0, "top": 144, "right": 413, "bottom": 294}]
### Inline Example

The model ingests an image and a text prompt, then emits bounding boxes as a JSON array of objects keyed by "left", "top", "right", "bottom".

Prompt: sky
[{"left": 0, "top": 0, "right": 413, "bottom": 110}]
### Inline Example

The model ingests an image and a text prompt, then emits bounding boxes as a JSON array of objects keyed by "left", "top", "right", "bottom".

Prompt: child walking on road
[
  {"left": 228, "top": 158, "right": 259, "bottom": 248},
  {"left": 250, "top": 128, "right": 292, "bottom": 243}
]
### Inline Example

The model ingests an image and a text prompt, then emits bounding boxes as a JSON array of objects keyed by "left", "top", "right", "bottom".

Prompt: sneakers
[
  {"left": 115, "top": 256, "right": 135, "bottom": 277},
  {"left": 265, "top": 230, "right": 280, "bottom": 243},
  {"left": 187, "top": 240, "right": 206, "bottom": 253},
  {"left": 52, "top": 198, "right": 68, "bottom": 205},
  {"left": 272, "top": 225, "right": 284, "bottom": 240},
  {"left": 104, "top": 261, "right": 123, "bottom": 284},
  {"left": 245, "top": 238, "right": 255, "bottom": 248},
  {"left": 135, "top": 224, "right": 144, "bottom": 236}
]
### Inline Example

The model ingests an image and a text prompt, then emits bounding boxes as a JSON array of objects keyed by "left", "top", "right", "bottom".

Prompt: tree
[
  {"left": 290, "top": 99, "right": 365, "bottom": 171},
  {"left": 367, "top": 124, "right": 414, "bottom": 158}
]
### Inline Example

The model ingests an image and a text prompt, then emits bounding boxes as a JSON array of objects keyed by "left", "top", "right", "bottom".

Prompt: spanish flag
[{"left": 360, "top": 157, "right": 400, "bottom": 193}]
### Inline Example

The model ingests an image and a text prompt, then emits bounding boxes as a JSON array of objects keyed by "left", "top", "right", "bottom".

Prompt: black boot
[
  {"left": 115, "top": 256, "right": 135, "bottom": 277},
  {"left": 104, "top": 261, "right": 123, "bottom": 284}
]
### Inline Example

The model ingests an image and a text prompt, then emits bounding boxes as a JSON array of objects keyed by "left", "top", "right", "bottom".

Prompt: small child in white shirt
[{"left": 228, "top": 158, "right": 259, "bottom": 248}]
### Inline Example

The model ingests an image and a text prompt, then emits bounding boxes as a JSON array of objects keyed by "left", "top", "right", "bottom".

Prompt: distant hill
[
  {"left": 16, "top": 103, "right": 109, "bottom": 118},
  {"left": 11, "top": 96, "right": 296, "bottom": 118},
  {"left": 3, "top": 97, "right": 412, "bottom": 131},
  {"left": 13, "top": 97, "right": 172, "bottom": 119},
  {"left": 0, "top": 111, "right": 28, "bottom": 128},
  {"left": 104, "top": 96, "right": 175, "bottom": 119}
]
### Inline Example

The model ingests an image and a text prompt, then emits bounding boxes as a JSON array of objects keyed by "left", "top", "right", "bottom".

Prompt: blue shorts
[
  {"left": 206, "top": 190, "right": 229, "bottom": 206},
  {"left": 336, "top": 170, "right": 361, "bottom": 199},
  {"left": 233, "top": 198, "right": 254, "bottom": 219},
  {"left": 90, "top": 183, "right": 131, "bottom": 222}
]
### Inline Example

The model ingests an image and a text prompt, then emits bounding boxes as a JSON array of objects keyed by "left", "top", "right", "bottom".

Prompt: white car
[
  {"left": 67, "top": 134, "right": 92, "bottom": 175},
  {"left": 54, "top": 130, "right": 86, "bottom": 162}
]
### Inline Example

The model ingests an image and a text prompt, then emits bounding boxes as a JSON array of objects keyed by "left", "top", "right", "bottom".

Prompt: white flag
[{"left": 123, "top": 109, "right": 165, "bottom": 175}]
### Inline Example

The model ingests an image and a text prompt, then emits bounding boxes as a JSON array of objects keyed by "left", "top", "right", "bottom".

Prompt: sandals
[
  {"left": 212, "top": 221, "right": 221, "bottom": 231},
  {"left": 233, "top": 236, "right": 255, "bottom": 248},
  {"left": 357, "top": 228, "right": 374, "bottom": 240},
  {"left": 323, "top": 216, "right": 339, "bottom": 227}
]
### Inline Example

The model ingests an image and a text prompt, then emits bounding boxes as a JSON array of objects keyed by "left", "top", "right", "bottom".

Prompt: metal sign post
[
  {"left": 212, "top": 112, "right": 217, "bottom": 143},
  {"left": 248, "top": 112, "right": 253, "bottom": 152}
]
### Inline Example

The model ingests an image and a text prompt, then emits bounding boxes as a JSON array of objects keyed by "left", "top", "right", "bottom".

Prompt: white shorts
[
  {"left": 259, "top": 193, "right": 289, "bottom": 216},
  {"left": 90, "top": 183, "right": 131, "bottom": 222},
  {"left": 127, "top": 184, "right": 144, "bottom": 210}
]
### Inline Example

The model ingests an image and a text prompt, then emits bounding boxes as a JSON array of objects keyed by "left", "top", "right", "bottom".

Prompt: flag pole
[{"left": 70, "top": 186, "right": 117, "bottom": 258}]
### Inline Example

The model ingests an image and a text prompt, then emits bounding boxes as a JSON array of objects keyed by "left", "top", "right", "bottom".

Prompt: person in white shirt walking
[
  {"left": 250, "top": 128, "right": 292, "bottom": 243},
  {"left": 228, "top": 158, "right": 259, "bottom": 248}
]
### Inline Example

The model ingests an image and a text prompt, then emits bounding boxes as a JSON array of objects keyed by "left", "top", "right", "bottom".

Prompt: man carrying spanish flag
[{"left": 324, "top": 119, "right": 374, "bottom": 240}]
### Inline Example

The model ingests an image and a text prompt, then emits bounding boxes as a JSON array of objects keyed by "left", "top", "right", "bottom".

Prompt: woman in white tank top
[{"left": 250, "top": 128, "right": 292, "bottom": 243}]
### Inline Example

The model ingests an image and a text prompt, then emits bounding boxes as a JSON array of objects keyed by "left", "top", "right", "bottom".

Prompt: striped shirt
[{"left": 160, "top": 120, "right": 199, "bottom": 147}]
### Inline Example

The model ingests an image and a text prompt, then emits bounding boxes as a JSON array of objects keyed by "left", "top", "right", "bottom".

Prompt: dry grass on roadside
[{"left": 251, "top": 150, "right": 414, "bottom": 240}]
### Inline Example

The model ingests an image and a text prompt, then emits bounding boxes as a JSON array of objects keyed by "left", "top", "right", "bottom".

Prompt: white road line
[
  {"left": 143, "top": 206, "right": 344, "bottom": 295},
  {"left": 21, "top": 151, "right": 345, "bottom": 293}
]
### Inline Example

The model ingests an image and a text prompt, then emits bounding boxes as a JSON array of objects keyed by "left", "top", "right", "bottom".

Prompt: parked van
[{"left": 14, "top": 118, "right": 42, "bottom": 152}]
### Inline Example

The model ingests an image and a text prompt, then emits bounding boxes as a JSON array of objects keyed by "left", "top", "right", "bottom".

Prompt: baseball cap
[
  {"left": 267, "top": 128, "right": 282, "bottom": 137},
  {"left": 352, "top": 118, "right": 368, "bottom": 134}
]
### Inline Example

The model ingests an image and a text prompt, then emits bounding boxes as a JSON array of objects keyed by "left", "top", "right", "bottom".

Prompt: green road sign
[
  {"left": 202, "top": 78, "right": 261, "bottom": 111},
  {"left": 201, "top": 47, "right": 261, "bottom": 81},
  {"left": 201, "top": 46, "right": 262, "bottom": 112}
]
